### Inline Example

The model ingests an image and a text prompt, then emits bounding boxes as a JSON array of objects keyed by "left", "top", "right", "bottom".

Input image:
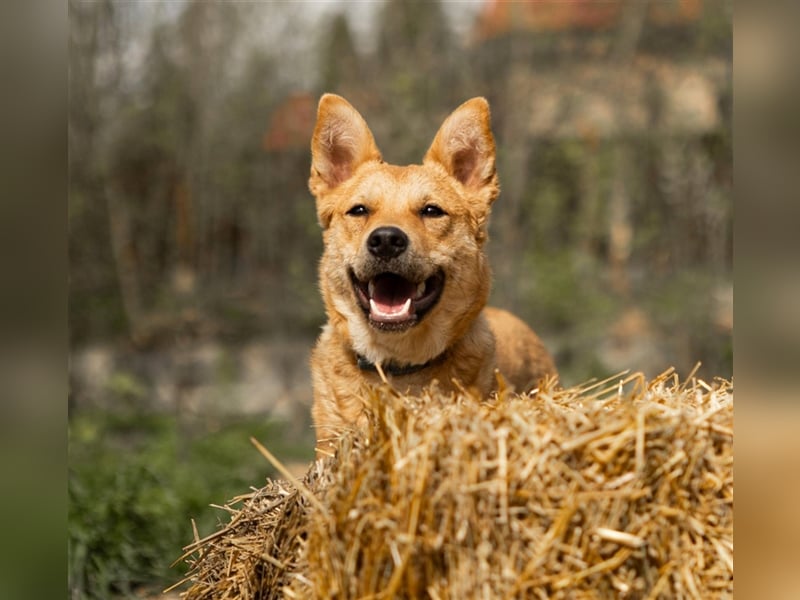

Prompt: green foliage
[
  {"left": 68, "top": 412, "right": 314, "bottom": 599},
  {"left": 105, "top": 371, "right": 148, "bottom": 403},
  {"left": 641, "top": 268, "right": 732, "bottom": 378},
  {"left": 520, "top": 251, "right": 617, "bottom": 333}
]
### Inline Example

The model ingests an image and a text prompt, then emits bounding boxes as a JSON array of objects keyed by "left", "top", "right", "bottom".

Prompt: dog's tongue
[{"left": 369, "top": 274, "right": 415, "bottom": 321}]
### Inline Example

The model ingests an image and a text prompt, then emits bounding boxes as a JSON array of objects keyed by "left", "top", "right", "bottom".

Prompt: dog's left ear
[{"left": 423, "top": 97, "right": 499, "bottom": 207}]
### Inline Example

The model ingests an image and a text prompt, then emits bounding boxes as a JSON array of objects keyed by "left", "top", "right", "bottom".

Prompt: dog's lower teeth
[{"left": 369, "top": 298, "right": 412, "bottom": 320}]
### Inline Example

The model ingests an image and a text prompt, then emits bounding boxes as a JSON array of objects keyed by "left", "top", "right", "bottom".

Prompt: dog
[{"left": 308, "top": 94, "right": 557, "bottom": 455}]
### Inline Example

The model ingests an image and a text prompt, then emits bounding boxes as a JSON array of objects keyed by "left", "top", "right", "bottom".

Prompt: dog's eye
[
  {"left": 420, "top": 204, "right": 446, "bottom": 218},
  {"left": 346, "top": 204, "right": 369, "bottom": 217}
]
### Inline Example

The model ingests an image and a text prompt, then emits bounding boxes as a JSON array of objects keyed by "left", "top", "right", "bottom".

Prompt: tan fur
[{"left": 308, "top": 94, "right": 557, "bottom": 456}]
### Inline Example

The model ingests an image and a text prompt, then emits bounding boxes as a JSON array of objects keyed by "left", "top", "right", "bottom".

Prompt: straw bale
[{"left": 174, "top": 370, "right": 733, "bottom": 599}]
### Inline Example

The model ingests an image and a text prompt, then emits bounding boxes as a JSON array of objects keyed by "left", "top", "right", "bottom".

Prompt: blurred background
[{"left": 68, "top": 0, "right": 731, "bottom": 597}]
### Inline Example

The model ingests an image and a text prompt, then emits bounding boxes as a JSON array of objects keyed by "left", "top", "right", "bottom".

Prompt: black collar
[{"left": 355, "top": 351, "right": 447, "bottom": 377}]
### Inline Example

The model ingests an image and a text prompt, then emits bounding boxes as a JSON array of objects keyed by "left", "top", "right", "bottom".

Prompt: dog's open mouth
[{"left": 350, "top": 270, "right": 444, "bottom": 331}]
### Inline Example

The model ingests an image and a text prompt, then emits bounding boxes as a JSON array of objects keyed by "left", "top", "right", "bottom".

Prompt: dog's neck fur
[{"left": 354, "top": 349, "right": 449, "bottom": 377}]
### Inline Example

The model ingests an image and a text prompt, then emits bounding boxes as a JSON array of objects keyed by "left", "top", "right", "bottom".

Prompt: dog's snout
[{"left": 367, "top": 226, "right": 409, "bottom": 259}]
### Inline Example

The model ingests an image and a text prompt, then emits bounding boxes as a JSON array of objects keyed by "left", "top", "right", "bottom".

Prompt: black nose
[{"left": 367, "top": 226, "right": 408, "bottom": 259}]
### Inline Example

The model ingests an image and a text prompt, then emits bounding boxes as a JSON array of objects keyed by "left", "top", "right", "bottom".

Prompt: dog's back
[{"left": 484, "top": 307, "right": 556, "bottom": 392}]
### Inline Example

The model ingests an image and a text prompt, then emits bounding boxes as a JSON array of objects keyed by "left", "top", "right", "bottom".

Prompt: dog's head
[{"left": 309, "top": 94, "right": 499, "bottom": 366}]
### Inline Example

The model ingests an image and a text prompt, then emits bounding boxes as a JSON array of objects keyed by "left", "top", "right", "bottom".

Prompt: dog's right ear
[{"left": 309, "top": 94, "right": 382, "bottom": 211}]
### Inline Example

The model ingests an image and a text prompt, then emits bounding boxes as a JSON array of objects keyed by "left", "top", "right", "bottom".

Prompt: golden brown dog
[{"left": 308, "top": 94, "right": 556, "bottom": 455}]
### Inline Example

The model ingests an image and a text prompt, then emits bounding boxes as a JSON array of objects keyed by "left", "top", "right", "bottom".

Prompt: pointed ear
[
  {"left": 309, "top": 94, "right": 382, "bottom": 197},
  {"left": 423, "top": 97, "right": 499, "bottom": 205}
]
